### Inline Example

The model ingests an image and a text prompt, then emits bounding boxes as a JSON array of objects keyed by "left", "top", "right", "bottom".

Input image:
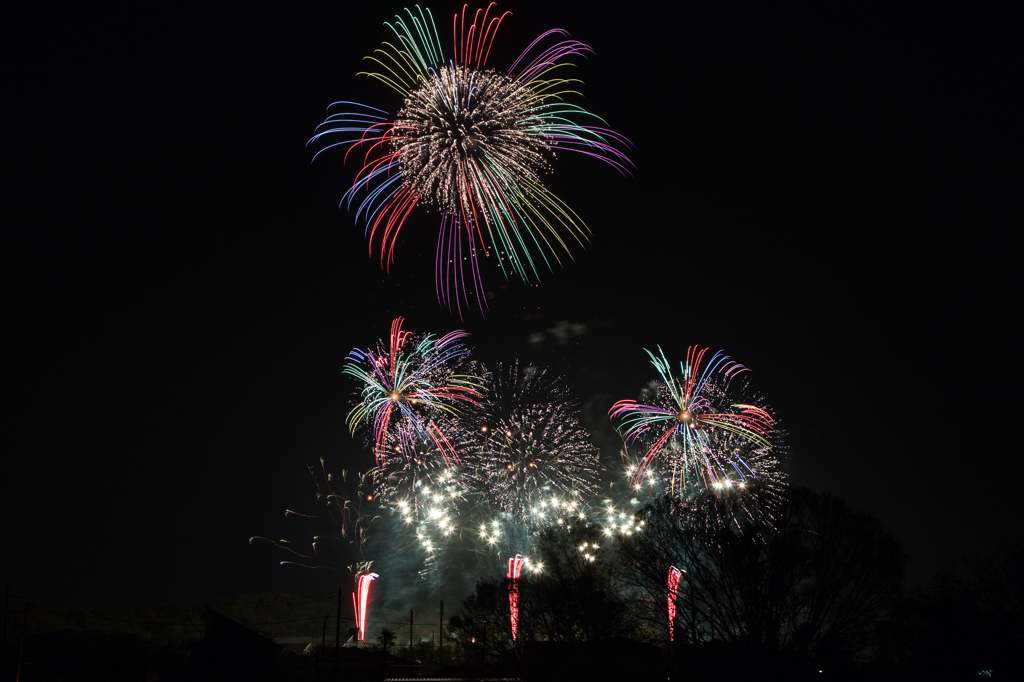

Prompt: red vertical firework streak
[
  {"left": 667, "top": 566, "right": 683, "bottom": 642},
  {"left": 352, "top": 573, "right": 379, "bottom": 642},
  {"left": 507, "top": 554, "right": 523, "bottom": 641}
]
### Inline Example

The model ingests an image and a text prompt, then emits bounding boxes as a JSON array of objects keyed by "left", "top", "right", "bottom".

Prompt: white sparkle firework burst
[
  {"left": 453, "top": 362, "right": 599, "bottom": 521},
  {"left": 623, "top": 429, "right": 787, "bottom": 532},
  {"left": 395, "top": 66, "right": 549, "bottom": 212},
  {"left": 472, "top": 491, "right": 602, "bottom": 577},
  {"left": 385, "top": 472, "right": 463, "bottom": 557},
  {"left": 310, "top": 5, "right": 631, "bottom": 316},
  {"left": 368, "top": 421, "right": 488, "bottom": 575}
]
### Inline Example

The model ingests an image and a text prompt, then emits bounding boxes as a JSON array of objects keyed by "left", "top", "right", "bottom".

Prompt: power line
[
  {"left": 2, "top": 590, "right": 448, "bottom": 632},
  {"left": 13, "top": 604, "right": 345, "bottom": 629},
  {"left": 20, "top": 606, "right": 204, "bottom": 627}
]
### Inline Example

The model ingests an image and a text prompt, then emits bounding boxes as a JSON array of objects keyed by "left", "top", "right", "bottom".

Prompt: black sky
[{"left": 4, "top": 2, "right": 1016, "bottom": 609}]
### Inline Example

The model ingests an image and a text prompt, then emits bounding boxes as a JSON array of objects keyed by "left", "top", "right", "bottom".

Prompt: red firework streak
[
  {"left": 352, "top": 573, "right": 379, "bottom": 642},
  {"left": 667, "top": 566, "right": 683, "bottom": 642},
  {"left": 507, "top": 554, "right": 524, "bottom": 641}
]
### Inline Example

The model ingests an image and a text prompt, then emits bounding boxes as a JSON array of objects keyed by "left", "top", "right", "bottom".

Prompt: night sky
[{"left": 5, "top": 2, "right": 1015, "bottom": 610}]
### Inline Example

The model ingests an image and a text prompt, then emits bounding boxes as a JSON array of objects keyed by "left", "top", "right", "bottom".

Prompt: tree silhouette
[
  {"left": 901, "top": 543, "right": 1024, "bottom": 680},
  {"left": 618, "top": 486, "right": 906, "bottom": 673},
  {"left": 447, "top": 524, "right": 636, "bottom": 669},
  {"left": 520, "top": 525, "right": 634, "bottom": 643},
  {"left": 377, "top": 627, "right": 396, "bottom": 651}
]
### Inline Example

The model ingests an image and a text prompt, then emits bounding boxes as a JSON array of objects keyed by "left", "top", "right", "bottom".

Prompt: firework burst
[
  {"left": 453, "top": 362, "right": 599, "bottom": 520},
  {"left": 377, "top": 461, "right": 468, "bottom": 557},
  {"left": 609, "top": 346, "right": 777, "bottom": 494},
  {"left": 344, "top": 317, "right": 482, "bottom": 467},
  {"left": 310, "top": 4, "right": 632, "bottom": 315}
]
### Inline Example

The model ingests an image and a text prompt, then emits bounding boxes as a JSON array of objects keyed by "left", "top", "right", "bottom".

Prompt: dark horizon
[{"left": 4, "top": 1, "right": 1016, "bottom": 611}]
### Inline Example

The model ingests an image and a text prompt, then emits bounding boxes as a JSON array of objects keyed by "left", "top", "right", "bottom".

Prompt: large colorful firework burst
[
  {"left": 343, "top": 317, "right": 482, "bottom": 467},
  {"left": 310, "top": 4, "right": 631, "bottom": 315},
  {"left": 451, "top": 362, "right": 599, "bottom": 520},
  {"left": 609, "top": 346, "right": 778, "bottom": 495}
]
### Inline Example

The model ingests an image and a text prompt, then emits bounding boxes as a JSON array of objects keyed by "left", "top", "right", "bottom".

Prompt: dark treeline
[
  {"left": 0, "top": 592, "right": 334, "bottom": 680},
  {"left": 446, "top": 487, "right": 1022, "bottom": 681},
  {"left": 2, "top": 592, "right": 336, "bottom": 648},
  {"left": 3, "top": 489, "right": 1021, "bottom": 680},
  {"left": 0, "top": 590, "right": 454, "bottom": 680}
]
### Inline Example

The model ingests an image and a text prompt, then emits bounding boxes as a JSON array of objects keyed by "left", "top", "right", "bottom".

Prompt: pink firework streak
[
  {"left": 352, "top": 572, "right": 379, "bottom": 642},
  {"left": 507, "top": 554, "right": 524, "bottom": 641},
  {"left": 667, "top": 566, "right": 682, "bottom": 642}
]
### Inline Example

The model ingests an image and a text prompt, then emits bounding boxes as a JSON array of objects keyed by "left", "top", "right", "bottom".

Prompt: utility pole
[
  {"left": 335, "top": 587, "right": 341, "bottom": 668},
  {"left": 15, "top": 602, "right": 28, "bottom": 682},
  {"left": 317, "top": 614, "right": 327, "bottom": 672},
  {"left": 409, "top": 610, "right": 414, "bottom": 651},
  {"left": 439, "top": 601, "right": 444, "bottom": 660},
  {"left": 2, "top": 587, "right": 9, "bottom": 652}
]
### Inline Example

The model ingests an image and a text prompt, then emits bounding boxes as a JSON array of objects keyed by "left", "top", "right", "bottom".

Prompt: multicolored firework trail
[
  {"left": 344, "top": 317, "right": 481, "bottom": 466},
  {"left": 353, "top": 572, "right": 379, "bottom": 642},
  {"left": 609, "top": 346, "right": 775, "bottom": 491},
  {"left": 454, "top": 362, "right": 599, "bottom": 520},
  {"left": 310, "top": 4, "right": 631, "bottom": 315},
  {"left": 667, "top": 565, "right": 682, "bottom": 641},
  {"left": 507, "top": 554, "right": 523, "bottom": 641}
]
